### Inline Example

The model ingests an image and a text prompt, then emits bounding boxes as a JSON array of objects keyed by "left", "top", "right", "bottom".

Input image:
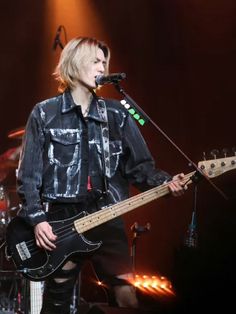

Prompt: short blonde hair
[{"left": 54, "top": 37, "right": 110, "bottom": 93}]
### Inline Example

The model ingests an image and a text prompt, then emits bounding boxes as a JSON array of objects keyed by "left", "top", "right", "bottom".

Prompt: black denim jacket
[{"left": 17, "top": 91, "right": 171, "bottom": 226}]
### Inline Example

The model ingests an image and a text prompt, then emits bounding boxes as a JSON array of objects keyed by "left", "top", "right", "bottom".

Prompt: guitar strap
[{"left": 97, "top": 98, "right": 110, "bottom": 194}]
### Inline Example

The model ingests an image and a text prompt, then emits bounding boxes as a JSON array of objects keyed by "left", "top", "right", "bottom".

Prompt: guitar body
[{"left": 6, "top": 212, "right": 102, "bottom": 281}]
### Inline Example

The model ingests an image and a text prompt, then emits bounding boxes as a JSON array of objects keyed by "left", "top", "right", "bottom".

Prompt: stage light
[{"left": 130, "top": 274, "right": 175, "bottom": 297}]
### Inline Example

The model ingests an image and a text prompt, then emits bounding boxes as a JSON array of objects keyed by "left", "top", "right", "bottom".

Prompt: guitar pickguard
[{"left": 6, "top": 212, "right": 102, "bottom": 281}]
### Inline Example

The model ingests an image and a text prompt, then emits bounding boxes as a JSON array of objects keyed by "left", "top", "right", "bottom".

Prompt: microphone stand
[
  {"left": 113, "top": 82, "right": 228, "bottom": 200},
  {"left": 184, "top": 185, "right": 198, "bottom": 248},
  {"left": 130, "top": 222, "right": 151, "bottom": 274}
]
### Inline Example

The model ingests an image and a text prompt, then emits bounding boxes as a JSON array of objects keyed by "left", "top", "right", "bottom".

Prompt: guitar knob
[{"left": 46, "top": 264, "right": 53, "bottom": 270}]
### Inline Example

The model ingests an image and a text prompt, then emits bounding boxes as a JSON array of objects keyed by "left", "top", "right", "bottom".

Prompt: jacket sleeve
[
  {"left": 17, "top": 105, "right": 47, "bottom": 226},
  {"left": 122, "top": 114, "right": 172, "bottom": 191}
]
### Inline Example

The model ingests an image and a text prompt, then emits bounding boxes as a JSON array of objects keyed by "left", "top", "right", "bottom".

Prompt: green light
[
  {"left": 133, "top": 113, "right": 140, "bottom": 120},
  {"left": 128, "top": 108, "right": 136, "bottom": 115},
  {"left": 138, "top": 119, "right": 145, "bottom": 126},
  {"left": 122, "top": 103, "right": 146, "bottom": 126}
]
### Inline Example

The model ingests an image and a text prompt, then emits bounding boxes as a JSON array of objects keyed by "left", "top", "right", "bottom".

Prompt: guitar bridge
[{"left": 16, "top": 242, "right": 31, "bottom": 261}]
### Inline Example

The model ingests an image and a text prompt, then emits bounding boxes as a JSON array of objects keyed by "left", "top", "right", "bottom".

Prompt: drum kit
[
  {"left": 0, "top": 127, "right": 25, "bottom": 313},
  {"left": 0, "top": 127, "right": 24, "bottom": 238}
]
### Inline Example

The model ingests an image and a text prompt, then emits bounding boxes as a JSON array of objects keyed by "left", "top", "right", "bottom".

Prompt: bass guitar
[{"left": 5, "top": 156, "right": 236, "bottom": 281}]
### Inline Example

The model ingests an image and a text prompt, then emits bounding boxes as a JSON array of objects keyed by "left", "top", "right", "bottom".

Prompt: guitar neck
[{"left": 74, "top": 171, "right": 195, "bottom": 234}]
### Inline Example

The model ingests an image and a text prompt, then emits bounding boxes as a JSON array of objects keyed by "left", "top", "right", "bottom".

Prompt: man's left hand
[{"left": 168, "top": 173, "right": 187, "bottom": 197}]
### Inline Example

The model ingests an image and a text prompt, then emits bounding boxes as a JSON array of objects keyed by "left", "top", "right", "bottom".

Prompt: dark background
[{"left": 0, "top": 0, "right": 236, "bottom": 312}]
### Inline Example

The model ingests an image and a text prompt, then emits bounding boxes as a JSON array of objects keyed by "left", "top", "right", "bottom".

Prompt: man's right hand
[{"left": 34, "top": 221, "right": 57, "bottom": 251}]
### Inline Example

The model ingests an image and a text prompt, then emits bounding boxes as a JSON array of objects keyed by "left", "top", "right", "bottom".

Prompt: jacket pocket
[{"left": 48, "top": 129, "right": 81, "bottom": 167}]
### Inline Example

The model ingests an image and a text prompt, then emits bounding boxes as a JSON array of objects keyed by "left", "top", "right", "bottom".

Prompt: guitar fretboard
[{"left": 74, "top": 171, "right": 195, "bottom": 234}]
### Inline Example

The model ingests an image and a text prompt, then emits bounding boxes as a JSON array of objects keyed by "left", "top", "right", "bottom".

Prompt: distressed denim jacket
[{"left": 17, "top": 90, "right": 171, "bottom": 226}]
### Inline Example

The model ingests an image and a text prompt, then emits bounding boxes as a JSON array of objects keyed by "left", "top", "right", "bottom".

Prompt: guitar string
[
  {"left": 25, "top": 179, "right": 177, "bottom": 250},
  {"left": 22, "top": 172, "right": 195, "bottom": 256},
  {"left": 26, "top": 221, "right": 75, "bottom": 249},
  {"left": 14, "top": 159, "right": 235, "bottom": 272},
  {"left": 16, "top": 159, "right": 232, "bottom": 251},
  {"left": 26, "top": 172, "right": 195, "bottom": 252},
  {"left": 21, "top": 171, "right": 195, "bottom": 253}
]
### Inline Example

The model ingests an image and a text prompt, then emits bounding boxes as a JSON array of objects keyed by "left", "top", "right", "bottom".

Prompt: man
[{"left": 17, "top": 37, "right": 186, "bottom": 314}]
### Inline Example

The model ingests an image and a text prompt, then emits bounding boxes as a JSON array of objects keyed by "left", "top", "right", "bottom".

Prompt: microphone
[
  {"left": 95, "top": 72, "right": 126, "bottom": 85},
  {"left": 52, "top": 25, "right": 62, "bottom": 51}
]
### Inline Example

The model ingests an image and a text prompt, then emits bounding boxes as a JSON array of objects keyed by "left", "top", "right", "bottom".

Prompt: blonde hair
[{"left": 54, "top": 37, "right": 110, "bottom": 93}]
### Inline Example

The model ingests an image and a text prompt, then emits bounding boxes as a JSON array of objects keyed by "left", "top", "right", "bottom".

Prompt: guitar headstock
[{"left": 198, "top": 155, "right": 236, "bottom": 178}]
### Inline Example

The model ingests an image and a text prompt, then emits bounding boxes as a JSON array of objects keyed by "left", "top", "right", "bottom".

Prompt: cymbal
[
  {"left": 0, "top": 161, "right": 17, "bottom": 182},
  {"left": 0, "top": 146, "right": 20, "bottom": 173},
  {"left": 8, "top": 127, "right": 25, "bottom": 139},
  {"left": 0, "top": 146, "right": 20, "bottom": 183}
]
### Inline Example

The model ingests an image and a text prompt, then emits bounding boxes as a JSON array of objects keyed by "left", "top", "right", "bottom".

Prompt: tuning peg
[
  {"left": 222, "top": 148, "right": 228, "bottom": 157},
  {"left": 210, "top": 149, "right": 219, "bottom": 159},
  {"left": 232, "top": 147, "right": 236, "bottom": 156}
]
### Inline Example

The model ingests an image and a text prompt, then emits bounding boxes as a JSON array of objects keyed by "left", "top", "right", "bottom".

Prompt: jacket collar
[{"left": 61, "top": 90, "right": 107, "bottom": 123}]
